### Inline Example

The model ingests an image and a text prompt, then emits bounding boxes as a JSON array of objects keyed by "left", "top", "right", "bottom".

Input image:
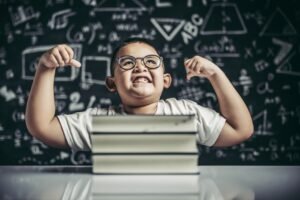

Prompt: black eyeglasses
[{"left": 116, "top": 55, "right": 163, "bottom": 70}]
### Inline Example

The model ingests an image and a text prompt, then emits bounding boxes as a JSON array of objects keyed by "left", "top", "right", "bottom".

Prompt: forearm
[
  {"left": 208, "top": 69, "right": 253, "bottom": 135},
  {"left": 25, "top": 64, "right": 56, "bottom": 135}
]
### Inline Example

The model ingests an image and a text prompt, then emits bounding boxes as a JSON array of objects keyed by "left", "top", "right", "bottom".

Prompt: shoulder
[
  {"left": 160, "top": 98, "right": 201, "bottom": 109},
  {"left": 158, "top": 98, "right": 200, "bottom": 115},
  {"left": 158, "top": 98, "right": 220, "bottom": 117},
  {"left": 58, "top": 105, "right": 123, "bottom": 119}
]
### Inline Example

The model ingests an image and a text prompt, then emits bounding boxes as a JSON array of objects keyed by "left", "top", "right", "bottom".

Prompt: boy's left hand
[{"left": 184, "top": 56, "right": 220, "bottom": 80}]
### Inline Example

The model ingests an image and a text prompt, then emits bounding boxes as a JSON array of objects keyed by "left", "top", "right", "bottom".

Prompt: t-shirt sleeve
[
  {"left": 182, "top": 99, "right": 226, "bottom": 146},
  {"left": 57, "top": 108, "right": 95, "bottom": 151}
]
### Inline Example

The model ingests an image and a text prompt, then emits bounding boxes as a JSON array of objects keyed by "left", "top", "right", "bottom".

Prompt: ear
[
  {"left": 105, "top": 76, "right": 117, "bottom": 92},
  {"left": 163, "top": 73, "right": 172, "bottom": 88}
]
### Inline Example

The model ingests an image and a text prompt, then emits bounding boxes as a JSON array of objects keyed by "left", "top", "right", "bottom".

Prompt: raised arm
[
  {"left": 25, "top": 44, "right": 81, "bottom": 148},
  {"left": 185, "top": 56, "right": 254, "bottom": 147}
]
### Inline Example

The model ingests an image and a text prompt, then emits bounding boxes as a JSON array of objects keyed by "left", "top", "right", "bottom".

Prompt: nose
[{"left": 133, "top": 58, "right": 147, "bottom": 72}]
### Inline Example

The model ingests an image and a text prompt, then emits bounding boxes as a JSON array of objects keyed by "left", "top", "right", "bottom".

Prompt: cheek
[
  {"left": 114, "top": 72, "right": 131, "bottom": 86},
  {"left": 153, "top": 75, "right": 165, "bottom": 88},
  {"left": 153, "top": 69, "right": 165, "bottom": 81}
]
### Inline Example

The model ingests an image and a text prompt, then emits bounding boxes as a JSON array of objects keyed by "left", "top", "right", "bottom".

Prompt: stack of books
[{"left": 91, "top": 115, "right": 199, "bottom": 174}]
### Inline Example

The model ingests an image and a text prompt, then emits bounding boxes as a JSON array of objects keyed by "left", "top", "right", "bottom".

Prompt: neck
[{"left": 123, "top": 102, "right": 158, "bottom": 115}]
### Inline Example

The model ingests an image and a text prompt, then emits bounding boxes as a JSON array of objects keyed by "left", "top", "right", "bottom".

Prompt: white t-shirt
[{"left": 57, "top": 98, "right": 226, "bottom": 151}]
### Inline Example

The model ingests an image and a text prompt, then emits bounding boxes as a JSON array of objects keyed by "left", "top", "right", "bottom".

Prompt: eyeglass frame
[{"left": 115, "top": 54, "right": 163, "bottom": 70}]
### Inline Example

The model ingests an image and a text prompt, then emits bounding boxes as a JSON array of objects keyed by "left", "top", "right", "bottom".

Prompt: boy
[{"left": 25, "top": 38, "right": 253, "bottom": 151}]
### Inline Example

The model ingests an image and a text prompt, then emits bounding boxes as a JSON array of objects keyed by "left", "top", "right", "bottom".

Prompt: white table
[{"left": 0, "top": 166, "right": 299, "bottom": 200}]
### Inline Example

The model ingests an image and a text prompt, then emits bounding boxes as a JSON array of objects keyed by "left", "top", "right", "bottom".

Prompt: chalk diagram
[
  {"left": 259, "top": 8, "right": 299, "bottom": 77},
  {"left": 253, "top": 110, "right": 273, "bottom": 135},
  {"left": 200, "top": 3, "right": 247, "bottom": 35},
  {"left": 22, "top": 44, "right": 82, "bottom": 81},
  {"left": 8, "top": 5, "right": 40, "bottom": 26},
  {"left": 259, "top": 8, "right": 297, "bottom": 36},
  {"left": 81, "top": 56, "right": 111, "bottom": 86},
  {"left": 272, "top": 38, "right": 293, "bottom": 65},
  {"left": 244, "top": 8, "right": 299, "bottom": 78},
  {"left": 150, "top": 18, "right": 185, "bottom": 41},
  {"left": 276, "top": 52, "right": 300, "bottom": 77},
  {"left": 92, "top": 0, "right": 147, "bottom": 12}
]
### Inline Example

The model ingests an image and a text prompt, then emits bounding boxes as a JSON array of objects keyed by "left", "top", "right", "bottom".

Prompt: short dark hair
[{"left": 109, "top": 37, "right": 160, "bottom": 76}]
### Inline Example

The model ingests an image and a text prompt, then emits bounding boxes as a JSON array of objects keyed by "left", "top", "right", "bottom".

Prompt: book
[
  {"left": 91, "top": 115, "right": 197, "bottom": 133},
  {"left": 92, "top": 153, "right": 198, "bottom": 174},
  {"left": 91, "top": 115, "right": 199, "bottom": 174},
  {"left": 91, "top": 133, "right": 197, "bottom": 153}
]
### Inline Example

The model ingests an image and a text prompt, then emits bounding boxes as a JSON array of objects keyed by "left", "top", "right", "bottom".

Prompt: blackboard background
[{"left": 0, "top": 0, "right": 299, "bottom": 165}]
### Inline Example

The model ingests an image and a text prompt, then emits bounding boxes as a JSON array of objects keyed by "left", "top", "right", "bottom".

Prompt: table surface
[{"left": 0, "top": 165, "right": 299, "bottom": 200}]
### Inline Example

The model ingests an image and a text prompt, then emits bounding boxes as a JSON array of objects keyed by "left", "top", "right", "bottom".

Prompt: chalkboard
[{"left": 0, "top": 0, "right": 299, "bottom": 165}]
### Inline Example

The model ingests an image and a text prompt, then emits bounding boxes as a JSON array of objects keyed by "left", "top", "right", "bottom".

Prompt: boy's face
[{"left": 106, "top": 42, "right": 171, "bottom": 107}]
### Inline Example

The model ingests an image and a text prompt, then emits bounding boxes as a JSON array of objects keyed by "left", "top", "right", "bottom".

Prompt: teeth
[{"left": 134, "top": 77, "right": 149, "bottom": 83}]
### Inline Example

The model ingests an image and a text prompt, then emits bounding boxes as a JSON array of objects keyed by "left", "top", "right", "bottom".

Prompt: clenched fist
[
  {"left": 184, "top": 56, "right": 221, "bottom": 80},
  {"left": 38, "top": 44, "right": 81, "bottom": 69}
]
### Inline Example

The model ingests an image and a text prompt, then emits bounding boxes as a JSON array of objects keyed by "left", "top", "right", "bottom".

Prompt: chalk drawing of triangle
[
  {"left": 150, "top": 18, "right": 185, "bottom": 41},
  {"left": 253, "top": 110, "right": 272, "bottom": 135},
  {"left": 163, "top": 24, "right": 172, "bottom": 32},
  {"left": 200, "top": 3, "right": 247, "bottom": 35},
  {"left": 95, "top": 0, "right": 146, "bottom": 11},
  {"left": 276, "top": 52, "right": 300, "bottom": 76},
  {"left": 259, "top": 8, "right": 297, "bottom": 36}
]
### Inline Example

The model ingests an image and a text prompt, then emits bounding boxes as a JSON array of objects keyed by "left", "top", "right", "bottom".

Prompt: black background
[{"left": 0, "top": 0, "right": 299, "bottom": 165}]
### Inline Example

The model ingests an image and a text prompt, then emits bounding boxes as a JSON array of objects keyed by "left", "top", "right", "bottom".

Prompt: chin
[
  {"left": 131, "top": 88, "right": 154, "bottom": 97},
  {"left": 124, "top": 95, "right": 158, "bottom": 107}
]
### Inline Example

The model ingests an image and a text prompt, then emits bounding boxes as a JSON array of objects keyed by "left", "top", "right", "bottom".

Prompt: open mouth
[{"left": 132, "top": 76, "right": 152, "bottom": 83}]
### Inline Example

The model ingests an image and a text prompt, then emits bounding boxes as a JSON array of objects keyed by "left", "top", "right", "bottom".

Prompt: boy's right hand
[{"left": 39, "top": 44, "right": 81, "bottom": 69}]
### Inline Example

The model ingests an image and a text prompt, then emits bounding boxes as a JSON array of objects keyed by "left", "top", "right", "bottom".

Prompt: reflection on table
[{"left": 0, "top": 166, "right": 299, "bottom": 200}]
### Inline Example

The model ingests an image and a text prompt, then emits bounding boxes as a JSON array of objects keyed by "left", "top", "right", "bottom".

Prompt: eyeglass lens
[{"left": 118, "top": 55, "right": 161, "bottom": 70}]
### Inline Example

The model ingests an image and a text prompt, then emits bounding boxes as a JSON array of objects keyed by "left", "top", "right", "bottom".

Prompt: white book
[
  {"left": 91, "top": 115, "right": 197, "bottom": 133},
  {"left": 92, "top": 153, "right": 199, "bottom": 174},
  {"left": 91, "top": 133, "right": 198, "bottom": 153}
]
